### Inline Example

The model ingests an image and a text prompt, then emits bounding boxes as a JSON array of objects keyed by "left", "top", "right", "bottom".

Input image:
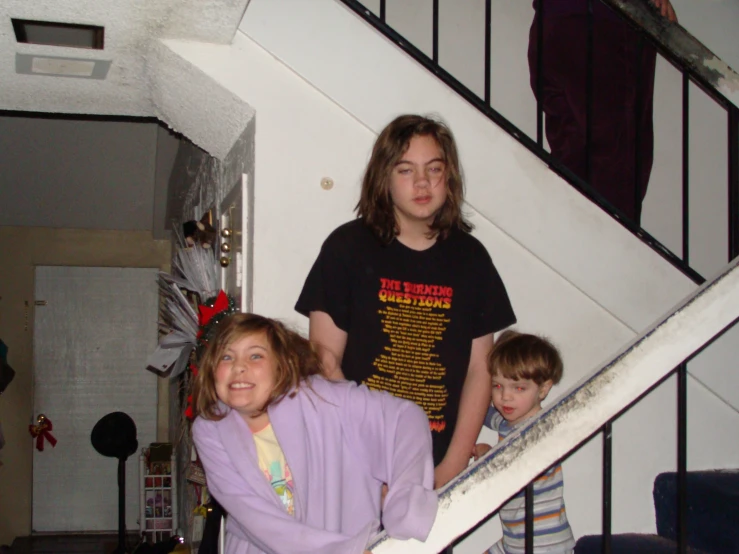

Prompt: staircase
[
  {"left": 369, "top": 253, "right": 739, "bottom": 552},
  {"left": 332, "top": 2, "right": 739, "bottom": 551}
]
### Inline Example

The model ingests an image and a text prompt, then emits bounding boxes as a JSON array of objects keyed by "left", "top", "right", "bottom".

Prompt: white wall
[
  {"left": 239, "top": 0, "right": 696, "bottom": 332},
  {"left": 155, "top": 37, "right": 377, "bottom": 325},
  {"left": 361, "top": 0, "right": 536, "bottom": 137},
  {"left": 670, "top": 0, "right": 739, "bottom": 72},
  {"left": 0, "top": 116, "right": 159, "bottom": 231},
  {"left": 158, "top": 0, "right": 739, "bottom": 549}
]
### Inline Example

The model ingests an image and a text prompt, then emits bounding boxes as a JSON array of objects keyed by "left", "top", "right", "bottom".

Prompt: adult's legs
[
  {"left": 529, "top": 13, "right": 657, "bottom": 224},
  {"left": 529, "top": 13, "right": 588, "bottom": 182},
  {"left": 634, "top": 39, "right": 657, "bottom": 223}
]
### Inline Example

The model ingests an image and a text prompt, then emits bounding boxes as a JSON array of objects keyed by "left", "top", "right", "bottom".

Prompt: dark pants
[
  {"left": 198, "top": 500, "right": 225, "bottom": 554},
  {"left": 528, "top": 12, "right": 657, "bottom": 224}
]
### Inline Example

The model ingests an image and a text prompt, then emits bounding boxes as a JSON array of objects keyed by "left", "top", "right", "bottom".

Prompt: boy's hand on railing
[
  {"left": 651, "top": 0, "right": 678, "bottom": 23},
  {"left": 472, "top": 443, "right": 492, "bottom": 461}
]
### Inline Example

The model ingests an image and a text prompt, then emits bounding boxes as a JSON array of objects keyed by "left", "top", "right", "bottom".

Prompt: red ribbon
[
  {"left": 29, "top": 416, "right": 57, "bottom": 452},
  {"left": 190, "top": 290, "right": 229, "bottom": 417},
  {"left": 184, "top": 395, "right": 195, "bottom": 421},
  {"left": 197, "top": 290, "right": 229, "bottom": 329}
]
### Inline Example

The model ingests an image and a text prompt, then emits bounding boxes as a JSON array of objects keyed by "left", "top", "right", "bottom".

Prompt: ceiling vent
[
  {"left": 12, "top": 19, "right": 109, "bottom": 79},
  {"left": 15, "top": 53, "right": 111, "bottom": 79},
  {"left": 12, "top": 19, "right": 104, "bottom": 49}
]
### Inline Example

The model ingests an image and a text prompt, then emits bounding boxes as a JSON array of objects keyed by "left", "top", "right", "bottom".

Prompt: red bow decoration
[
  {"left": 197, "top": 290, "right": 229, "bottom": 332},
  {"left": 29, "top": 414, "right": 57, "bottom": 452},
  {"left": 185, "top": 395, "right": 195, "bottom": 420}
]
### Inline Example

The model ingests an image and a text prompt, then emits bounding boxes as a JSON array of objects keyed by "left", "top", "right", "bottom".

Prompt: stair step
[
  {"left": 654, "top": 469, "right": 739, "bottom": 553},
  {"left": 575, "top": 533, "right": 709, "bottom": 553}
]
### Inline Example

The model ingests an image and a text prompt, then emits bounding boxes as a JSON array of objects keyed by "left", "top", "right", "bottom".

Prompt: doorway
[{"left": 32, "top": 266, "right": 158, "bottom": 533}]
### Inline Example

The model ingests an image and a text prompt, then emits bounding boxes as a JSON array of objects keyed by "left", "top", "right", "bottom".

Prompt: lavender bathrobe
[{"left": 192, "top": 376, "right": 438, "bottom": 554}]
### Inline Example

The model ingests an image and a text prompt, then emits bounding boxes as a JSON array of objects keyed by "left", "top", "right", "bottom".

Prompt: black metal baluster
[
  {"left": 729, "top": 106, "right": 739, "bottom": 261},
  {"left": 536, "top": 0, "right": 544, "bottom": 147},
  {"left": 682, "top": 72, "right": 690, "bottom": 265},
  {"left": 586, "top": 0, "right": 594, "bottom": 182},
  {"left": 525, "top": 483, "right": 534, "bottom": 553},
  {"left": 379, "top": 0, "right": 386, "bottom": 23},
  {"left": 677, "top": 363, "right": 687, "bottom": 554},
  {"left": 602, "top": 422, "right": 612, "bottom": 554},
  {"left": 484, "top": 0, "right": 492, "bottom": 106},
  {"left": 432, "top": 0, "right": 439, "bottom": 65},
  {"left": 634, "top": 34, "right": 644, "bottom": 225}
]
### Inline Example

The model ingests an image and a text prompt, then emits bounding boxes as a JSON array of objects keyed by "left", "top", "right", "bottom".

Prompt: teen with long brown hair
[{"left": 296, "top": 114, "right": 516, "bottom": 488}]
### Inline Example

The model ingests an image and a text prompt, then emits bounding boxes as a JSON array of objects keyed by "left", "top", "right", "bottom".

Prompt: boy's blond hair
[{"left": 487, "top": 330, "right": 563, "bottom": 386}]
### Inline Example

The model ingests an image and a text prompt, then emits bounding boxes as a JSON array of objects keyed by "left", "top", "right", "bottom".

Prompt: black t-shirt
[{"left": 296, "top": 219, "right": 516, "bottom": 464}]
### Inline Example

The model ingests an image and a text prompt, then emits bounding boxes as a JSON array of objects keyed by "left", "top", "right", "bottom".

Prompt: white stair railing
[{"left": 370, "top": 255, "right": 739, "bottom": 553}]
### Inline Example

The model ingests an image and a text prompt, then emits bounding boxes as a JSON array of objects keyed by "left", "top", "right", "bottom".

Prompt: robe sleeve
[
  {"left": 192, "top": 418, "right": 373, "bottom": 554},
  {"left": 338, "top": 382, "right": 438, "bottom": 542}
]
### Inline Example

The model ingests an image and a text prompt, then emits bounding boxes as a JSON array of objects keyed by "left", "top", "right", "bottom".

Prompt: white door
[
  {"left": 32, "top": 266, "right": 158, "bottom": 533},
  {"left": 219, "top": 173, "right": 253, "bottom": 312}
]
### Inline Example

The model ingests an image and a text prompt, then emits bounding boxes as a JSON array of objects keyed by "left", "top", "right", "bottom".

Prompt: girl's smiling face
[{"left": 214, "top": 331, "right": 276, "bottom": 431}]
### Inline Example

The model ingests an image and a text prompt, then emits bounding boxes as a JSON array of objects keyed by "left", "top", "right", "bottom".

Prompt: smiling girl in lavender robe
[{"left": 191, "top": 313, "right": 438, "bottom": 554}]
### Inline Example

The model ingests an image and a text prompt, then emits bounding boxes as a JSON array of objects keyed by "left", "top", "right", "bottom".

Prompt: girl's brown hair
[
  {"left": 487, "top": 330, "right": 563, "bottom": 385},
  {"left": 192, "top": 313, "right": 323, "bottom": 421},
  {"left": 356, "top": 114, "right": 473, "bottom": 244}
]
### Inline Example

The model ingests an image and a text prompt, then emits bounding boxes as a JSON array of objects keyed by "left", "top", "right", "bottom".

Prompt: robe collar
[{"left": 215, "top": 388, "right": 309, "bottom": 520}]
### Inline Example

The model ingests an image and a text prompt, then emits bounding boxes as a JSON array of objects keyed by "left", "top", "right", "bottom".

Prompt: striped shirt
[{"left": 485, "top": 407, "right": 575, "bottom": 554}]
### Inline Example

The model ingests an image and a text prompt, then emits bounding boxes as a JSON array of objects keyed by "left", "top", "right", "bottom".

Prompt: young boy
[
  {"left": 474, "top": 330, "right": 574, "bottom": 554},
  {"left": 296, "top": 114, "right": 516, "bottom": 488}
]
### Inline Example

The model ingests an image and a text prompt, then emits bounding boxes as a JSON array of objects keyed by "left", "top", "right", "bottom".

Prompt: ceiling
[
  {"left": 0, "top": 0, "right": 251, "bottom": 232},
  {"left": 0, "top": 0, "right": 250, "bottom": 117}
]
